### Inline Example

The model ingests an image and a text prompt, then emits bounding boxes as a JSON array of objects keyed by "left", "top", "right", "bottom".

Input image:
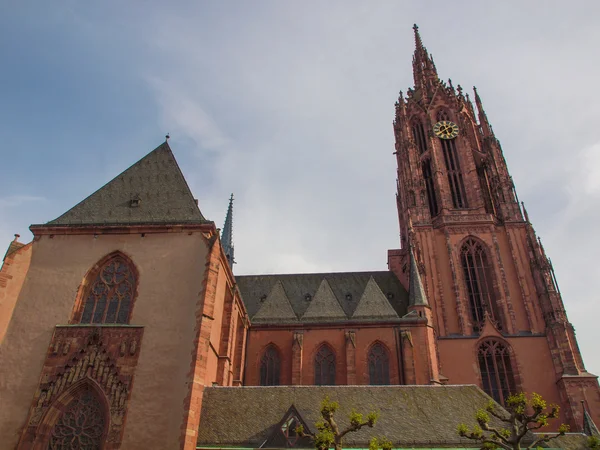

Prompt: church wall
[
  {"left": 433, "top": 230, "right": 459, "bottom": 335},
  {"left": 438, "top": 336, "right": 567, "bottom": 428},
  {"left": 245, "top": 326, "right": 406, "bottom": 386},
  {"left": 245, "top": 329, "right": 294, "bottom": 385},
  {"left": 353, "top": 327, "right": 401, "bottom": 385},
  {"left": 0, "top": 243, "right": 32, "bottom": 344},
  {"left": 0, "top": 231, "right": 208, "bottom": 450},
  {"left": 495, "top": 229, "right": 532, "bottom": 332}
]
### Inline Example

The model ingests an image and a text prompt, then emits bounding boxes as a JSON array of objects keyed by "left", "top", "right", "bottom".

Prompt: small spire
[
  {"left": 582, "top": 401, "right": 600, "bottom": 436},
  {"left": 413, "top": 24, "right": 424, "bottom": 52},
  {"left": 411, "top": 24, "right": 439, "bottom": 99},
  {"left": 408, "top": 245, "right": 428, "bottom": 307},
  {"left": 221, "top": 193, "right": 235, "bottom": 268},
  {"left": 521, "top": 202, "right": 530, "bottom": 223},
  {"left": 165, "top": 133, "right": 170, "bottom": 141},
  {"left": 473, "top": 86, "right": 493, "bottom": 137}
]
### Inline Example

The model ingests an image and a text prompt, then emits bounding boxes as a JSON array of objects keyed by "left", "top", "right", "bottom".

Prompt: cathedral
[{"left": 0, "top": 25, "right": 599, "bottom": 450}]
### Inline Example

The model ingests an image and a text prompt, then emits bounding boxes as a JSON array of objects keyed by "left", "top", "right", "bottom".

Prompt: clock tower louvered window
[{"left": 436, "top": 111, "right": 467, "bottom": 209}]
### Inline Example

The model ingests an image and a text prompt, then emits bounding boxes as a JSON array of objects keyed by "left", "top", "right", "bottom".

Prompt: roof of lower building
[
  {"left": 543, "top": 433, "right": 592, "bottom": 450},
  {"left": 196, "top": 385, "right": 503, "bottom": 448},
  {"left": 235, "top": 271, "right": 409, "bottom": 324},
  {"left": 42, "top": 141, "right": 209, "bottom": 227}
]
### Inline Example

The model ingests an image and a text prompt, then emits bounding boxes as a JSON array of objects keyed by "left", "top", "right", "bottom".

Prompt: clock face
[{"left": 433, "top": 120, "right": 459, "bottom": 140}]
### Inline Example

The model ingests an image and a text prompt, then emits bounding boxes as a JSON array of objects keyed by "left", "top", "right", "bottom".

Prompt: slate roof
[
  {"left": 196, "top": 385, "right": 504, "bottom": 448},
  {"left": 545, "top": 433, "right": 592, "bottom": 450},
  {"left": 252, "top": 281, "right": 299, "bottom": 324},
  {"left": 42, "top": 142, "right": 209, "bottom": 227},
  {"left": 235, "top": 271, "right": 408, "bottom": 324}
]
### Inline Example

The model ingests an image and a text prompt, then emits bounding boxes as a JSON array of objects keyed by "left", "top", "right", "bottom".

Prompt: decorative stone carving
[
  {"left": 21, "top": 325, "right": 144, "bottom": 449},
  {"left": 293, "top": 331, "right": 303, "bottom": 349},
  {"left": 345, "top": 331, "right": 356, "bottom": 348}
]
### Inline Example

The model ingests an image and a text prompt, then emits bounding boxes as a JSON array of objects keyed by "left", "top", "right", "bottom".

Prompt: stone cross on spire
[{"left": 221, "top": 193, "right": 235, "bottom": 269}]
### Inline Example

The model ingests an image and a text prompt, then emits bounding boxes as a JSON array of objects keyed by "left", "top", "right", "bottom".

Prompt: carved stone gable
[{"left": 19, "top": 325, "right": 144, "bottom": 449}]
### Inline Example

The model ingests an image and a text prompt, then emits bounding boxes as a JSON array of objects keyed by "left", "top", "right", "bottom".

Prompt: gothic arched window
[
  {"left": 411, "top": 120, "right": 428, "bottom": 154},
  {"left": 49, "top": 388, "right": 106, "bottom": 449},
  {"left": 436, "top": 110, "right": 467, "bottom": 208},
  {"left": 260, "top": 345, "right": 281, "bottom": 386},
  {"left": 478, "top": 340, "right": 517, "bottom": 405},
  {"left": 79, "top": 254, "right": 137, "bottom": 324},
  {"left": 437, "top": 110, "right": 451, "bottom": 121},
  {"left": 368, "top": 343, "right": 390, "bottom": 385},
  {"left": 314, "top": 344, "right": 336, "bottom": 386},
  {"left": 460, "top": 238, "right": 502, "bottom": 333},
  {"left": 421, "top": 158, "right": 438, "bottom": 217}
]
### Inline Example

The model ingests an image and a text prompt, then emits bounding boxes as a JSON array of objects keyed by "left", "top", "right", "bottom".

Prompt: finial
[
  {"left": 221, "top": 193, "right": 235, "bottom": 269},
  {"left": 13, "top": 234, "right": 20, "bottom": 242},
  {"left": 473, "top": 86, "right": 483, "bottom": 105},
  {"left": 413, "top": 23, "right": 425, "bottom": 51},
  {"left": 165, "top": 133, "right": 170, "bottom": 141},
  {"left": 521, "top": 202, "right": 530, "bottom": 222}
]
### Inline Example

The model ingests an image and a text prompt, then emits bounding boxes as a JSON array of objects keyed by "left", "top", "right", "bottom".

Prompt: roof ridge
[{"left": 236, "top": 270, "right": 393, "bottom": 278}]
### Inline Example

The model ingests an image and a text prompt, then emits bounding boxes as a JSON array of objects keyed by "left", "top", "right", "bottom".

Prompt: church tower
[{"left": 388, "top": 25, "right": 600, "bottom": 429}]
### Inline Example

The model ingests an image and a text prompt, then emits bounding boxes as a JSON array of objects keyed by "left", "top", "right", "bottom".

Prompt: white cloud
[
  {"left": 147, "top": 76, "right": 230, "bottom": 151},
  {"left": 0, "top": 196, "right": 45, "bottom": 208}
]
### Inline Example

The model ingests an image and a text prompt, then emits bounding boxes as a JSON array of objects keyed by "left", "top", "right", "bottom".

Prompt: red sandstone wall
[
  {"left": 0, "top": 232, "right": 208, "bottom": 449},
  {"left": 245, "top": 325, "right": 404, "bottom": 386},
  {"left": 438, "top": 336, "right": 567, "bottom": 428},
  {"left": 0, "top": 243, "right": 32, "bottom": 344}
]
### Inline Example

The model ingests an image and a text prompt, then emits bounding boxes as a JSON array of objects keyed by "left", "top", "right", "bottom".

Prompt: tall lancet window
[
  {"left": 368, "top": 343, "right": 390, "bottom": 385},
  {"left": 421, "top": 159, "right": 438, "bottom": 217},
  {"left": 260, "top": 345, "right": 281, "bottom": 386},
  {"left": 460, "top": 238, "right": 502, "bottom": 333},
  {"left": 412, "top": 120, "right": 428, "bottom": 154},
  {"left": 437, "top": 110, "right": 468, "bottom": 208},
  {"left": 478, "top": 339, "right": 517, "bottom": 405},
  {"left": 314, "top": 344, "right": 336, "bottom": 385},
  {"left": 78, "top": 253, "right": 137, "bottom": 324}
]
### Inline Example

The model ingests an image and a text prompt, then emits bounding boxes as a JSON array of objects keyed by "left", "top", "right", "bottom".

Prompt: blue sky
[{"left": 1, "top": 1, "right": 600, "bottom": 375}]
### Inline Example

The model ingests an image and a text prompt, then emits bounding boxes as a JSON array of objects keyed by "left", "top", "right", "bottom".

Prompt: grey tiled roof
[
  {"left": 196, "top": 385, "right": 502, "bottom": 448},
  {"left": 236, "top": 271, "right": 408, "bottom": 324},
  {"left": 252, "top": 281, "right": 299, "bottom": 323},
  {"left": 352, "top": 276, "right": 400, "bottom": 320},
  {"left": 44, "top": 142, "right": 208, "bottom": 226},
  {"left": 544, "top": 433, "right": 591, "bottom": 450}
]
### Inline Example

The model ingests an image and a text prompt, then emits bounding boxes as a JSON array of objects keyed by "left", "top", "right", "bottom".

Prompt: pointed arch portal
[{"left": 48, "top": 387, "right": 106, "bottom": 449}]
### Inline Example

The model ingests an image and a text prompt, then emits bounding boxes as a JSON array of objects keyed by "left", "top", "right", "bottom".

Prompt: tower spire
[
  {"left": 221, "top": 193, "right": 235, "bottom": 268},
  {"left": 411, "top": 24, "right": 439, "bottom": 99},
  {"left": 408, "top": 245, "right": 428, "bottom": 307}
]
